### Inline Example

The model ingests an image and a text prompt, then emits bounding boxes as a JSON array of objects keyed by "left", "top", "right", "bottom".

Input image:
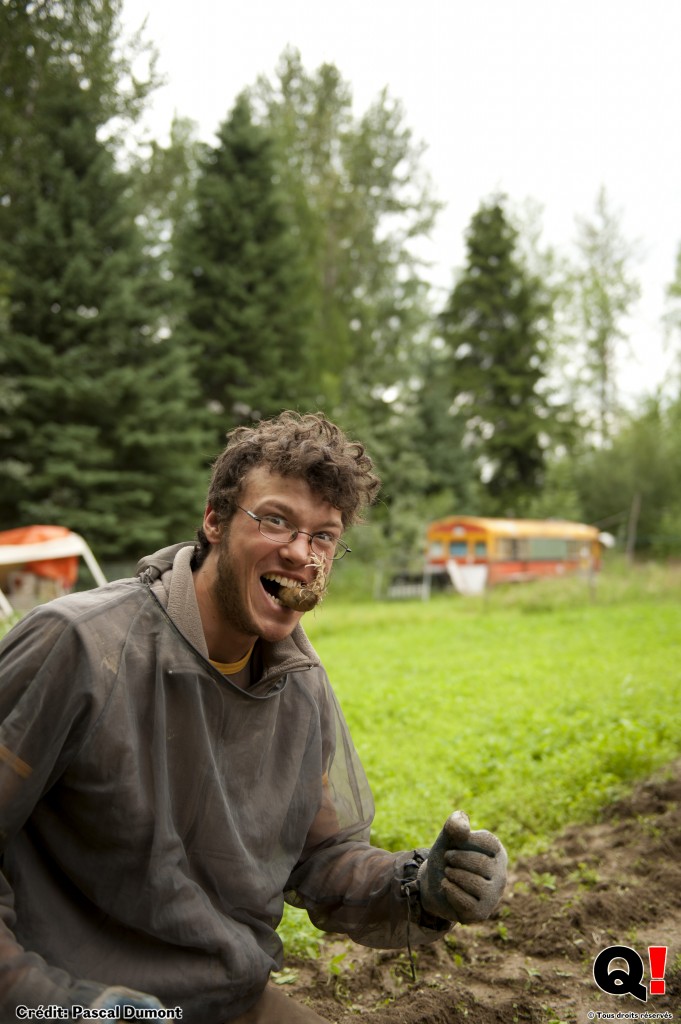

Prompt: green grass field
[{"left": 307, "top": 559, "right": 681, "bottom": 861}]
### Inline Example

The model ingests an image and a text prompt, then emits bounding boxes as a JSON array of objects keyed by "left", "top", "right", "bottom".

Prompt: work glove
[
  {"left": 91, "top": 985, "right": 166, "bottom": 1017},
  {"left": 418, "top": 810, "right": 507, "bottom": 924}
]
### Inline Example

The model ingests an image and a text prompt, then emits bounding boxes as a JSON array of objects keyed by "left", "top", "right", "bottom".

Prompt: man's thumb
[{"left": 441, "top": 810, "right": 471, "bottom": 849}]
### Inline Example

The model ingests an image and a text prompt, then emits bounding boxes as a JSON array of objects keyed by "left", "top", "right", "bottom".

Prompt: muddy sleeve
[
  {"left": 284, "top": 680, "right": 450, "bottom": 948},
  {"left": 0, "top": 610, "right": 109, "bottom": 1010}
]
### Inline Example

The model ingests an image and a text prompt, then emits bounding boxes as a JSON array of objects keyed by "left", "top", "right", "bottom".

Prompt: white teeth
[
  {"left": 262, "top": 573, "right": 306, "bottom": 608},
  {"left": 263, "top": 573, "right": 304, "bottom": 589}
]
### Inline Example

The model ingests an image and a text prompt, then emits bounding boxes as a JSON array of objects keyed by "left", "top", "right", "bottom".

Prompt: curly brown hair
[{"left": 192, "top": 412, "right": 381, "bottom": 567}]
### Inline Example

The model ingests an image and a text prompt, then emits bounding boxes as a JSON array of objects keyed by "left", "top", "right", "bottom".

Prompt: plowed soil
[{"left": 282, "top": 760, "right": 681, "bottom": 1022}]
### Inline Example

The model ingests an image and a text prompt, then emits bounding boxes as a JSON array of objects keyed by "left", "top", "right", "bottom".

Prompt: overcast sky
[{"left": 121, "top": 0, "right": 681, "bottom": 404}]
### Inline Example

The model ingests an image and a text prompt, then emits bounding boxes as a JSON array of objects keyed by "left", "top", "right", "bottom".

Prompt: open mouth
[{"left": 261, "top": 574, "right": 319, "bottom": 611}]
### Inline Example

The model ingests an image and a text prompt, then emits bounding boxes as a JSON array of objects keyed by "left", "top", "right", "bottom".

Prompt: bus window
[
  {"left": 429, "top": 541, "right": 444, "bottom": 557},
  {"left": 449, "top": 541, "right": 468, "bottom": 557},
  {"left": 496, "top": 538, "right": 513, "bottom": 559},
  {"left": 475, "top": 542, "right": 487, "bottom": 557},
  {"left": 528, "top": 537, "right": 568, "bottom": 559},
  {"left": 515, "top": 539, "right": 530, "bottom": 559}
]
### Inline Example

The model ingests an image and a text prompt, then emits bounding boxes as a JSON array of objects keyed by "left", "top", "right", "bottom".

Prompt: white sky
[{"left": 121, "top": 0, "right": 681, "bottom": 405}]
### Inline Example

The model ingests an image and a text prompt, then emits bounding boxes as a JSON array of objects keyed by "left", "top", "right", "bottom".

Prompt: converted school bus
[{"left": 425, "top": 516, "right": 604, "bottom": 594}]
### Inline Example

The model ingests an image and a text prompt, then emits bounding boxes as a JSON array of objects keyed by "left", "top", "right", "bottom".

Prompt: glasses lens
[
  {"left": 312, "top": 538, "right": 349, "bottom": 561},
  {"left": 258, "top": 516, "right": 295, "bottom": 543},
  {"left": 311, "top": 537, "right": 337, "bottom": 560}
]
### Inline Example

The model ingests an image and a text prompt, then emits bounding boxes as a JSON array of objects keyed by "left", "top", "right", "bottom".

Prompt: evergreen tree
[
  {"left": 0, "top": 0, "right": 209, "bottom": 558},
  {"left": 248, "top": 49, "right": 439, "bottom": 422},
  {"left": 411, "top": 343, "right": 479, "bottom": 511},
  {"left": 438, "top": 198, "right": 555, "bottom": 516},
  {"left": 174, "top": 93, "right": 316, "bottom": 445}
]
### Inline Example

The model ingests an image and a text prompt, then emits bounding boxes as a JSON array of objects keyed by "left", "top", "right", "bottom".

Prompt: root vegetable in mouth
[
  {"left": 263, "top": 551, "right": 328, "bottom": 612},
  {"left": 277, "top": 585, "right": 319, "bottom": 611}
]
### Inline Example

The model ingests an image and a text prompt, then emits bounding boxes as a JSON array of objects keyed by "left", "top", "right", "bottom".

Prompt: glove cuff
[
  {"left": 399, "top": 851, "right": 424, "bottom": 907},
  {"left": 400, "top": 852, "right": 449, "bottom": 931},
  {"left": 414, "top": 856, "right": 437, "bottom": 917}
]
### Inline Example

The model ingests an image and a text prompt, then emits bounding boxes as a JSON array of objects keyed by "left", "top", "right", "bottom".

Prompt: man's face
[{"left": 209, "top": 466, "right": 343, "bottom": 650}]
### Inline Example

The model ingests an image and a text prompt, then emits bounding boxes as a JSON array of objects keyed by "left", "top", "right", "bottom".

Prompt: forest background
[{"left": 2, "top": 0, "right": 681, "bottom": 577}]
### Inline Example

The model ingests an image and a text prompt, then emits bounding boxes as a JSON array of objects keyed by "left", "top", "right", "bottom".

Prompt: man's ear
[{"left": 203, "top": 505, "right": 223, "bottom": 545}]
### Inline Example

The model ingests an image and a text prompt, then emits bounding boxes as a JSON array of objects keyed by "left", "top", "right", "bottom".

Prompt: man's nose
[{"left": 280, "top": 531, "right": 312, "bottom": 561}]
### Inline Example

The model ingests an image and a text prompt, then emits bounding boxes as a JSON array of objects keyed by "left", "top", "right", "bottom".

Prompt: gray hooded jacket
[{"left": 0, "top": 544, "right": 447, "bottom": 1022}]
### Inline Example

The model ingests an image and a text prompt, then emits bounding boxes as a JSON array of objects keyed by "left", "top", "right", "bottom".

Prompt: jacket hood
[{"left": 136, "top": 542, "right": 193, "bottom": 581}]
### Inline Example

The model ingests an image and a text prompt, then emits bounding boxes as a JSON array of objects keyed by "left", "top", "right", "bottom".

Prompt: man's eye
[
  {"left": 262, "top": 515, "right": 289, "bottom": 529},
  {"left": 313, "top": 532, "right": 337, "bottom": 545}
]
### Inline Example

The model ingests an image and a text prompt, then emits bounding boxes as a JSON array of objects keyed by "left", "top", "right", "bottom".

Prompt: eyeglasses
[{"left": 237, "top": 507, "right": 351, "bottom": 561}]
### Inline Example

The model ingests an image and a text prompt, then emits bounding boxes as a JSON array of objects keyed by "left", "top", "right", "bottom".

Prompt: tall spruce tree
[
  {"left": 248, "top": 49, "right": 439, "bottom": 424},
  {"left": 0, "top": 0, "right": 209, "bottom": 559},
  {"left": 174, "top": 93, "right": 316, "bottom": 446},
  {"left": 411, "top": 342, "right": 479, "bottom": 510},
  {"left": 438, "top": 198, "right": 555, "bottom": 515}
]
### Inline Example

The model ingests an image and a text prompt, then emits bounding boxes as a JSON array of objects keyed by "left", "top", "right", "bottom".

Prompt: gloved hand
[
  {"left": 418, "top": 810, "right": 507, "bottom": 924},
  {"left": 91, "top": 985, "right": 166, "bottom": 1016}
]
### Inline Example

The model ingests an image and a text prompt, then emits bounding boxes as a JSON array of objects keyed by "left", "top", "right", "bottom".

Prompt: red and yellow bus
[{"left": 425, "top": 516, "right": 603, "bottom": 592}]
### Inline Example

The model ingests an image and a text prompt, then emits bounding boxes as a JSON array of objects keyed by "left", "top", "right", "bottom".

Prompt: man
[{"left": 0, "top": 412, "right": 506, "bottom": 1023}]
